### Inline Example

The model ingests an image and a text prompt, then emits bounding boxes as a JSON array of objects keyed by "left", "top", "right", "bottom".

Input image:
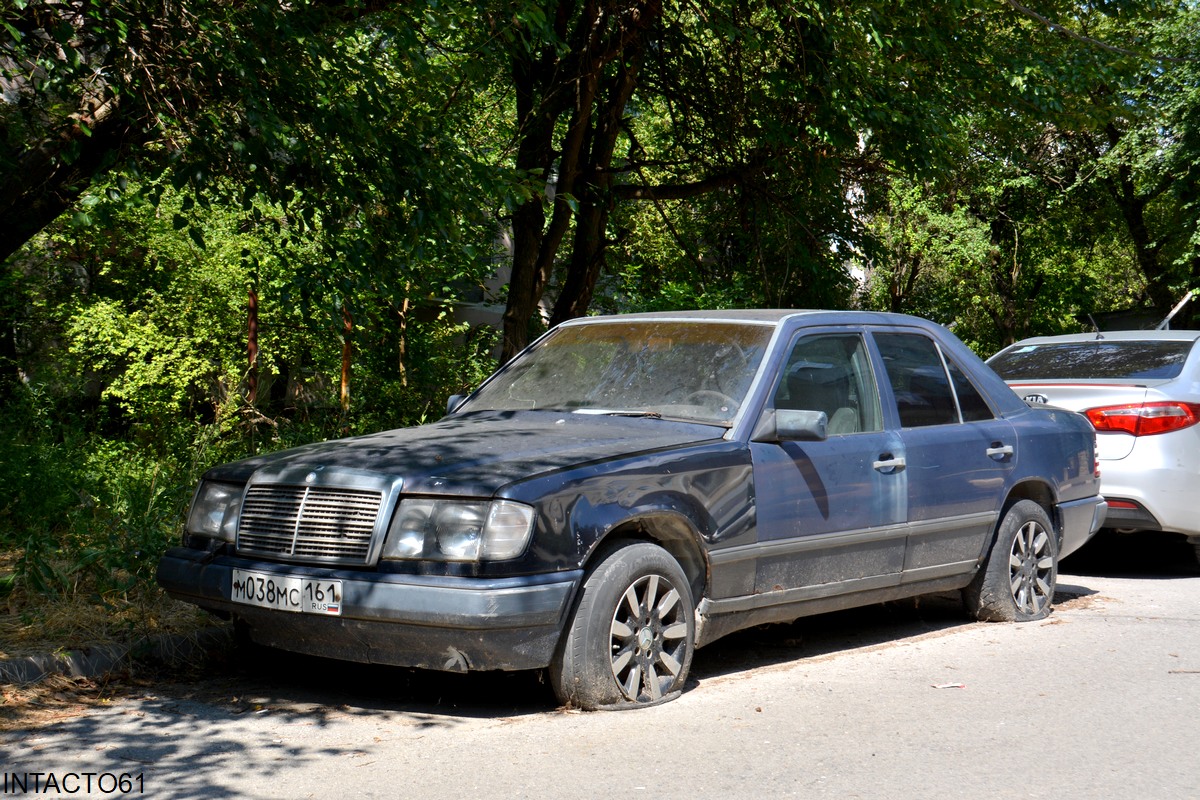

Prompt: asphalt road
[{"left": 4, "top": 531, "right": 1199, "bottom": 799}]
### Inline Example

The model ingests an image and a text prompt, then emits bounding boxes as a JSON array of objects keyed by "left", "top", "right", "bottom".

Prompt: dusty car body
[
  {"left": 159, "top": 310, "right": 1106, "bottom": 708},
  {"left": 989, "top": 329, "right": 1200, "bottom": 562}
]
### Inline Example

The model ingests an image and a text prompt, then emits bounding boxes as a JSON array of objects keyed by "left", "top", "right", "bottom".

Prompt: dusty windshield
[{"left": 462, "top": 320, "right": 774, "bottom": 424}]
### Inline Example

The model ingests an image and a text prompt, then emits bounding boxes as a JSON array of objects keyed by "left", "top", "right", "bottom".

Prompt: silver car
[{"left": 989, "top": 330, "right": 1200, "bottom": 563}]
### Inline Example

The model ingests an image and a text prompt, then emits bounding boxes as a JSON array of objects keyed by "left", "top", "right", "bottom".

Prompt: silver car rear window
[{"left": 990, "top": 340, "right": 1195, "bottom": 380}]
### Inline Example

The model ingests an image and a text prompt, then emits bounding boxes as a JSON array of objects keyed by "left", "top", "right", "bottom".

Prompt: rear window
[{"left": 989, "top": 340, "right": 1195, "bottom": 380}]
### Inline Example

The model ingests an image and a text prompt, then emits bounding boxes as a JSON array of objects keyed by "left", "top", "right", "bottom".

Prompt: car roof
[
  {"left": 1000, "top": 329, "right": 1200, "bottom": 348},
  {"left": 558, "top": 309, "right": 946, "bottom": 328}
]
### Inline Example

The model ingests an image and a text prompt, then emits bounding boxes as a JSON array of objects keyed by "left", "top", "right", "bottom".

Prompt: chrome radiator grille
[{"left": 236, "top": 485, "right": 383, "bottom": 564}]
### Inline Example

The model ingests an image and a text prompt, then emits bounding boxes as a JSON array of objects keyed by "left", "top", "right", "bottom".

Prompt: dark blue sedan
[{"left": 158, "top": 310, "right": 1107, "bottom": 708}]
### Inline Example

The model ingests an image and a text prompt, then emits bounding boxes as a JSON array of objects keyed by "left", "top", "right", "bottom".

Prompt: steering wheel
[
  {"left": 684, "top": 390, "right": 738, "bottom": 411},
  {"left": 713, "top": 345, "right": 749, "bottom": 395}
]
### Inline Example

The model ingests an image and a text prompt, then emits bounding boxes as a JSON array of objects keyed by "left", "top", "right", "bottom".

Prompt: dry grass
[
  {"left": 0, "top": 672, "right": 142, "bottom": 732},
  {"left": 0, "top": 553, "right": 217, "bottom": 731},
  {"left": 0, "top": 590, "right": 211, "bottom": 660},
  {"left": 0, "top": 547, "right": 212, "bottom": 660}
]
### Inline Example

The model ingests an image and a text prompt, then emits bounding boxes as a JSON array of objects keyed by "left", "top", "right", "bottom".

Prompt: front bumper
[
  {"left": 157, "top": 547, "right": 582, "bottom": 672},
  {"left": 1057, "top": 496, "right": 1108, "bottom": 559}
]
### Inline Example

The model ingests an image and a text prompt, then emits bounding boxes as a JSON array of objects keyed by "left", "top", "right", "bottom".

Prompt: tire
[
  {"left": 550, "top": 543, "right": 696, "bottom": 710},
  {"left": 964, "top": 500, "right": 1058, "bottom": 622},
  {"left": 223, "top": 617, "right": 276, "bottom": 673}
]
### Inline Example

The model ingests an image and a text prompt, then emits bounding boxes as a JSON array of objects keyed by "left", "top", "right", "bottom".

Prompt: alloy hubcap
[
  {"left": 609, "top": 574, "right": 689, "bottom": 702},
  {"left": 1009, "top": 520, "right": 1053, "bottom": 615}
]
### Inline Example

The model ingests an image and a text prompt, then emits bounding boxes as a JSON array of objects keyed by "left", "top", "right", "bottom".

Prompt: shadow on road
[
  {"left": 690, "top": 590, "right": 974, "bottom": 684},
  {"left": 164, "top": 645, "right": 562, "bottom": 720},
  {"left": 25, "top": 528, "right": 1195, "bottom": 730},
  {"left": 181, "top": 591, "right": 981, "bottom": 716},
  {"left": 1061, "top": 529, "right": 1199, "bottom": 579},
  {"left": 144, "top": 598, "right": 974, "bottom": 720}
]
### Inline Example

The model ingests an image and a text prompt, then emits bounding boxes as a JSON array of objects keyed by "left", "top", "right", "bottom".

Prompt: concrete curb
[{"left": 0, "top": 626, "right": 233, "bottom": 685}]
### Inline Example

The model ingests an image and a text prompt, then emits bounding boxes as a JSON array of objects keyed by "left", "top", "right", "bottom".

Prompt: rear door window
[
  {"left": 945, "top": 357, "right": 995, "bottom": 422},
  {"left": 874, "top": 333, "right": 959, "bottom": 428}
]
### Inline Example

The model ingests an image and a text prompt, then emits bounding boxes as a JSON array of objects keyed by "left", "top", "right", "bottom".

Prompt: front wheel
[
  {"left": 550, "top": 543, "right": 696, "bottom": 710},
  {"left": 964, "top": 500, "right": 1058, "bottom": 622}
]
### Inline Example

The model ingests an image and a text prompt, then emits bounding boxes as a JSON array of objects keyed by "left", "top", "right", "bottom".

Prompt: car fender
[{"left": 508, "top": 442, "right": 757, "bottom": 597}]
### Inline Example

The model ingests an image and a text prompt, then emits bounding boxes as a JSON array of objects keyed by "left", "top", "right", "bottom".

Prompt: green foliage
[
  {"left": 854, "top": 0, "right": 1198, "bottom": 354},
  {"left": 858, "top": 154, "right": 1150, "bottom": 354},
  {"left": 1, "top": 167, "right": 504, "bottom": 607},
  {"left": 0, "top": 384, "right": 197, "bottom": 598}
]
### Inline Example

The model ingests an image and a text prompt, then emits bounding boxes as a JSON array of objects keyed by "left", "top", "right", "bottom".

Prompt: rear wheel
[
  {"left": 550, "top": 543, "right": 695, "bottom": 710},
  {"left": 964, "top": 500, "right": 1058, "bottom": 622}
]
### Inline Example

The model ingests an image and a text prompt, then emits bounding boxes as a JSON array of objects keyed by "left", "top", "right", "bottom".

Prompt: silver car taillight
[{"left": 1084, "top": 401, "right": 1200, "bottom": 437}]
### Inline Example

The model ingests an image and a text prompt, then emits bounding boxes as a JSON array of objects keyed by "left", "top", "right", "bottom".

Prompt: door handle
[
  {"left": 873, "top": 455, "right": 906, "bottom": 473},
  {"left": 986, "top": 444, "right": 1014, "bottom": 459}
]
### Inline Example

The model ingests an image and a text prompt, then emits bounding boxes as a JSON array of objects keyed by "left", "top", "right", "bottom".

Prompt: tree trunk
[
  {"left": 1105, "top": 172, "right": 1168, "bottom": 309},
  {"left": 397, "top": 290, "right": 411, "bottom": 388},
  {"left": 247, "top": 285, "right": 260, "bottom": 405},
  {"left": 340, "top": 304, "right": 353, "bottom": 412},
  {"left": 0, "top": 100, "right": 138, "bottom": 265},
  {"left": 1091, "top": 125, "right": 1170, "bottom": 310},
  {"left": 502, "top": 200, "right": 552, "bottom": 361},
  {"left": 499, "top": 0, "right": 662, "bottom": 363},
  {"left": 499, "top": 23, "right": 561, "bottom": 363},
  {"left": 551, "top": 44, "right": 646, "bottom": 326}
]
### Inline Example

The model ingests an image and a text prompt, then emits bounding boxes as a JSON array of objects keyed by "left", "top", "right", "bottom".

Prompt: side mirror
[
  {"left": 446, "top": 394, "right": 466, "bottom": 414},
  {"left": 751, "top": 409, "right": 828, "bottom": 443}
]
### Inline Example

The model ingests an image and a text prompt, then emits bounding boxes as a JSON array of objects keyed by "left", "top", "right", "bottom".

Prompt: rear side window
[
  {"left": 990, "top": 340, "right": 1194, "bottom": 380},
  {"left": 946, "top": 358, "right": 995, "bottom": 422}
]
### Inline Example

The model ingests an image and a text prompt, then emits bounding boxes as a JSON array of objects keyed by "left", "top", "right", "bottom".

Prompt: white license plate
[{"left": 231, "top": 569, "right": 343, "bottom": 616}]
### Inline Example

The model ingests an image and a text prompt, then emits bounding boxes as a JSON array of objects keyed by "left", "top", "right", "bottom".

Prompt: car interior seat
[{"left": 782, "top": 362, "right": 860, "bottom": 435}]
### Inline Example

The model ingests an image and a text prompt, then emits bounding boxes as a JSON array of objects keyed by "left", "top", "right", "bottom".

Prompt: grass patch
[{"left": 0, "top": 550, "right": 212, "bottom": 660}]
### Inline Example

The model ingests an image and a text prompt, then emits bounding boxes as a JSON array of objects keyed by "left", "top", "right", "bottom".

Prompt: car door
[
  {"left": 870, "top": 331, "right": 1016, "bottom": 583},
  {"left": 748, "top": 330, "right": 908, "bottom": 596}
]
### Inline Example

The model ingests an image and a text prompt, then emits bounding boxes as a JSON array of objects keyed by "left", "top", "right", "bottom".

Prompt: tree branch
[
  {"left": 1004, "top": 0, "right": 1180, "bottom": 62},
  {"left": 610, "top": 170, "right": 743, "bottom": 201}
]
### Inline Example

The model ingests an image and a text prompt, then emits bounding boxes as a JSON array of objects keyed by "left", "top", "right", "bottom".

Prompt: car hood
[{"left": 204, "top": 410, "right": 727, "bottom": 496}]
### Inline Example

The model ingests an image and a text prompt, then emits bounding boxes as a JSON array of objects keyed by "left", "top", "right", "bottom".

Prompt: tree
[
  {"left": 857, "top": 1, "right": 1199, "bottom": 349},
  {"left": 2, "top": 0, "right": 508, "bottom": 393},
  {"left": 490, "top": 0, "right": 1160, "bottom": 360},
  {"left": 1063, "top": 4, "right": 1200, "bottom": 316},
  {"left": 7, "top": 0, "right": 1195, "bottom": 374}
]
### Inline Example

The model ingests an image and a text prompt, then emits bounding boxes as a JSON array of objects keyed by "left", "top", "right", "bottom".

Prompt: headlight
[
  {"left": 186, "top": 481, "right": 244, "bottom": 543},
  {"left": 435, "top": 502, "right": 487, "bottom": 559},
  {"left": 382, "top": 499, "right": 535, "bottom": 562}
]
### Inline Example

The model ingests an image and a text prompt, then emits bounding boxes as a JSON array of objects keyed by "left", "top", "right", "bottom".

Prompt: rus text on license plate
[{"left": 231, "top": 569, "right": 343, "bottom": 616}]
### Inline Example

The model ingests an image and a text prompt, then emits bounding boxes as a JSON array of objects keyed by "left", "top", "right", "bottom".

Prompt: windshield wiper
[{"left": 572, "top": 408, "right": 662, "bottom": 419}]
